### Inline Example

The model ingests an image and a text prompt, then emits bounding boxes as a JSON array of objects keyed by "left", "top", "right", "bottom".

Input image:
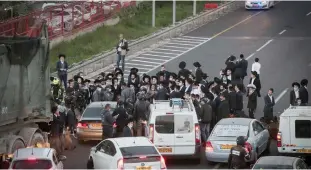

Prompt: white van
[
  {"left": 148, "top": 98, "right": 201, "bottom": 162},
  {"left": 277, "top": 106, "right": 311, "bottom": 156}
]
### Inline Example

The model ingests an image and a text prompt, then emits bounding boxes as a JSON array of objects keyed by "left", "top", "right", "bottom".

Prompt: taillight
[
  {"left": 245, "top": 142, "right": 252, "bottom": 153},
  {"left": 77, "top": 122, "right": 88, "bottom": 128},
  {"left": 277, "top": 132, "right": 282, "bottom": 147},
  {"left": 160, "top": 156, "right": 166, "bottom": 170},
  {"left": 195, "top": 123, "right": 201, "bottom": 145},
  {"left": 205, "top": 141, "right": 213, "bottom": 152},
  {"left": 149, "top": 124, "right": 154, "bottom": 143},
  {"left": 117, "top": 158, "right": 124, "bottom": 170}
]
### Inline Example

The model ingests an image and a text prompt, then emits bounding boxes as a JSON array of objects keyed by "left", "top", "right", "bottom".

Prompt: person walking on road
[
  {"left": 251, "top": 58, "right": 261, "bottom": 79},
  {"left": 199, "top": 98, "right": 212, "bottom": 144},
  {"left": 249, "top": 71, "right": 261, "bottom": 97},
  {"left": 247, "top": 84, "right": 257, "bottom": 119},
  {"left": 237, "top": 54, "right": 248, "bottom": 81},
  {"left": 116, "top": 34, "right": 129, "bottom": 71},
  {"left": 101, "top": 104, "right": 115, "bottom": 140},
  {"left": 299, "top": 79, "right": 309, "bottom": 106},
  {"left": 263, "top": 88, "right": 275, "bottom": 123},
  {"left": 56, "top": 54, "right": 68, "bottom": 89}
]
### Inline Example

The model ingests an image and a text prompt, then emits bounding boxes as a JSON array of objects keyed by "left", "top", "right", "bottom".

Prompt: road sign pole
[
  {"left": 173, "top": 0, "right": 176, "bottom": 25},
  {"left": 193, "top": 0, "right": 197, "bottom": 16},
  {"left": 152, "top": 0, "right": 155, "bottom": 27}
]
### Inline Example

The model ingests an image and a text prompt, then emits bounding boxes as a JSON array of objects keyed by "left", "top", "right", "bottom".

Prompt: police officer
[{"left": 228, "top": 136, "right": 250, "bottom": 169}]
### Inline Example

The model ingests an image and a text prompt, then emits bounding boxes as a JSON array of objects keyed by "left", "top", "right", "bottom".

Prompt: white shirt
[
  {"left": 252, "top": 62, "right": 261, "bottom": 74},
  {"left": 251, "top": 78, "right": 255, "bottom": 85},
  {"left": 295, "top": 90, "right": 299, "bottom": 99},
  {"left": 269, "top": 95, "right": 273, "bottom": 102}
]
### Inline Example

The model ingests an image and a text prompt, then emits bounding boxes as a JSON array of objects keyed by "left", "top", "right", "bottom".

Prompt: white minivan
[
  {"left": 277, "top": 106, "right": 311, "bottom": 156},
  {"left": 148, "top": 98, "right": 201, "bottom": 163}
]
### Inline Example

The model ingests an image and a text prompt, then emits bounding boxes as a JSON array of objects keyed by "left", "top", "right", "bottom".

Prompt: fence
[{"left": 0, "top": 1, "right": 136, "bottom": 39}]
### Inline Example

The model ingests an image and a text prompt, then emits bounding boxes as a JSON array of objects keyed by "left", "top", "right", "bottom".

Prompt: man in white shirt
[{"left": 251, "top": 58, "right": 261, "bottom": 78}]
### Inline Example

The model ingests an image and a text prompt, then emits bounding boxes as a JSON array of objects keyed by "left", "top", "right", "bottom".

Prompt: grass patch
[{"left": 50, "top": 1, "right": 216, "bottom": 72}]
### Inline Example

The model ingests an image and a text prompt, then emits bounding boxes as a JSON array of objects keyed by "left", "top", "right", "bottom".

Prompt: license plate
[
  {"left": 297, "top": 149, "right": 311, "bottom": 153},
  {"left": 253, "top": 4, "right": 259, "bottom": 7},
  {"left": 136, "top": 166, "right": 151, "bottom": 170},
  {"left": 158, "top": 147, "right": 172, "bottom": 153},
  {"left": 220, "top": 144, "right": 235, "bottom": 149},
  {"left": 91, "top": 123, "right": 101, "bottom": 128}
]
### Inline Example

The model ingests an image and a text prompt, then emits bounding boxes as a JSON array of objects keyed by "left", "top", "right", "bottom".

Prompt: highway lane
[{"left": 63, "top": 2, "right": 311, "bottom": 169}]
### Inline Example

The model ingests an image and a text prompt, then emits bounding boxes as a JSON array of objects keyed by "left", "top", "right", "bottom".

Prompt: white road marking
[
  {"left": 167, "top": 42, "right": 198, "bottom": 46},
  {"left": 306, "top": 11, "right": 311, "bottom": 16},
  {"left": 163, "top": 45, "right": 191, "bottom": 49},
  {"left": 126, "top": 63, "right": 154, "bottom": 67},
  {"left": 182, "top": 35, "right": 211, "bottom": 40},
  {"left": 246, "top": 53, "right": 255, "bottom": 60},
  {"left": 172, "top": 37, "right": 205, "bottom": 42},
  {"left": 134, "top": 56, "right": 168, "bottom": 61},
  {"left": 156, "top": 48, "right": 185, "bottom": 52},
  {"left": 256, "top": 39, "right": 273, "bottom": 52},
  {"left": 131, "top": 60, "right": 163, "bottom": 64},
  {"left": 148, "top": 51, "right": 180, "bottom": 55},
  {"left": 170, "top": 40, "right": 201, "bottom": 44},
  {"left": 142, "top": 54, "right": 174, "bottom": 58},
  {"left": 275, "top": 88, "right": 289, "bottom": 103},
  {"left": 279, "top": 29, "right": 286, "bottom": 35}
]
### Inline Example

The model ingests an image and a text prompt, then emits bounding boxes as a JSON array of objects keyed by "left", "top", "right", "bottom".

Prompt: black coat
[
  {"left": 200, "top": 103, "right": 213, "bottom": 123},
  {"left": 290, "top": 90, "right": 299, "bottom": 106},
  {"left": 228, "top": 91, "right": 237, "bottom": 111},
  {"left": 156, "top": 88, "right": 169, "bottom": 100},
  {"left": 195, "top": 68, "right": 204, "bottom": 82},
  {"left": 51, "top": 114, "right": 61, "bottom": 136},
  {"left": 236, "top": 91, "right": 244, "bottom": 111},
  {"left": 56, "top": 61, "right": 68, "bottom": 76},
  {"left": 170, "top": 91, "right": 182, "bottom": 98},
  {"left": 299, "top": 86, "right": 309, "bottom": 105},
  {"left": 178, "top": 69, "right": 192, "bottom": 78},
  {"left": 112, "top": 107, "right": 128, "bottom": 128},
  {"left": 217, "top": 100, "right": 230, "bottom": 122},
  {"left": 247, "top": 92, "right": 257, "bottom": 109},
  {"left": 249, "top": 78, "right": 261, "bottom": 97},
  {"left": 263, "top": 95, "right": 275, "bottom": 119},
  {"left": 122, "top": 126, "right": 133, "bottom": 137},
  {"left": 238, "top": 59, "right": 248, "bottom": 77}
]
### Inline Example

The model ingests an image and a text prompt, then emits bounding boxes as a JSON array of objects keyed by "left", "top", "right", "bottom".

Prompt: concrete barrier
[{"left": 51, "top": 1, "right": 243, "bottom": 79}]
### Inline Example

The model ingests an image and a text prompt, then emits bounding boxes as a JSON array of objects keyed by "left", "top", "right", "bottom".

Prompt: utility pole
[
  {"left": 193, "top": 0, "right": 197, "bottom": 16},
  {"left": 152, "top": 0, "right": 155, "bottom": 27},
  {"left": 173, "top": 0, "right": 176, "bottom": 25}
]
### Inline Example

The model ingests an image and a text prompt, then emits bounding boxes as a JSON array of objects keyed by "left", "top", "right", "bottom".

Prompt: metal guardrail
[{"left": 51, "top": 1, "right": 244, "bottom": 78}]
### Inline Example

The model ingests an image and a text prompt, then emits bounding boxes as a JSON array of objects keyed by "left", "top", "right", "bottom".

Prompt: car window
[
  {"left": 106, "top": 141, "right": 116, "bottom": 156},
  {"left": 82, "top": 107, "right": 115, "bottom": 118},
  {"left": 155, "top": 115, "right": 174, "bottom": 134},
  {"left": 175, "top": 115, "right": 193, "bottom": 134},
  {"left": 295, "top": 120, "right": 311, "bottom": 138},
  {"left": 120, "top": 146, "right": 158, "bottom": 157},
  {"left": 253, "top": 121, "right": 264, "bottom": 135},
  {"left": 296, "top": 159, "right": 308, "bottom": 169},
  {"left": 12, "top": 160, "right": 53, "bottom": 169},
  {"left": 100, "top": 140, "right": 109, "bottom": 152},
  {"left": 211, "top": 124, "right": 249, "bottom": 137}
]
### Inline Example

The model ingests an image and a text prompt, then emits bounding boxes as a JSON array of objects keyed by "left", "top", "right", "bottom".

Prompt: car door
[
  {"left": 93, "top": 140, "right": 109, "bottom": 169},
  {"left": 53, "top": 152, "right": 63, "bottom": 169},
  {"left": 105, "top": 141, "right": 117, "bottom": 169},
  {"left": 252, "top": 121, "right": 265, "bottom": 154}
]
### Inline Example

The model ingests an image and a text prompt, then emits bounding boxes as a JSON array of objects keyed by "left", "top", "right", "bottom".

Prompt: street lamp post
[
  {"left": 193, "top": 0, "right": 197, "bottom": 16},
  {"left": 152, "top": 0, "right": 155, "bottom": 27},
  {"left": 173, "top": 0, "right": 176, "bottom": 25}
]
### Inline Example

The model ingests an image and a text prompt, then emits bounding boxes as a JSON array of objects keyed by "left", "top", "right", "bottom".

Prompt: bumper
[
  {"left": 278, "top": 148, "right": 311, "bottom": 157},
  {"left": 245, "top": 4, "right": 269, "bottom": 9},
  {"left": 77, "top": 130, "right": 102, "bottom": 141},
  {"left": 163, "top": 145, "right": 201, "bottom": 160}
]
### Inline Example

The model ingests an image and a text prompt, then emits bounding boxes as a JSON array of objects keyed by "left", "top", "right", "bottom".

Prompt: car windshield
[
  {"left": 82, "top": 107, "right": 115, "bottom": 118},
  {"left": 253, "top": 164, "right": 293, "bottom": 169},
  {"left": 211, "top": 124, "right": 249, "bottom": 137},
  {"left": 12, "top": 159, "right": 52, "bottom": 169},
  {"left": 120, "top": 146, "right": 158, "bottom": 157}
]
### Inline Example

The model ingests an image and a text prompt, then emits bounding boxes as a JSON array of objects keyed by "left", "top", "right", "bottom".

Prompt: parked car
[{"left": 252, "top": 156, "right": 309, "bottom": 169}]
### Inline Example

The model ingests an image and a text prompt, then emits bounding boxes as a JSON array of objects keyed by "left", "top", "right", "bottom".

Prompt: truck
[{"left": 0, "top": 22, "right": 52, "bottom": 165}]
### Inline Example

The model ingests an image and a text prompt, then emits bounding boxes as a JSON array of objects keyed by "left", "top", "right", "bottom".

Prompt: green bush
[{"left": 50, "top": 1, "right": 219, "bottom": 72}]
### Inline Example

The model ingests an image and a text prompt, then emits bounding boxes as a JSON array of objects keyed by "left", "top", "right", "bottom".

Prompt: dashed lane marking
[
  {"left": 256, "top": 39, "right": 273, "bottom": 52},
  {"left": 279, "top": 29, "right": 286, "bottom": 35},
  {"left": 306, "top": 11, "right": 311, "bottom": 16},
  {"left": 275, "top": 88, "right": 289, "bottom": 103},
  {"left": 172, "top": 37, "right": 206, "bottom": 42},
  {"left": 246, "top": 52, "right": 255, "bottom": 60}
]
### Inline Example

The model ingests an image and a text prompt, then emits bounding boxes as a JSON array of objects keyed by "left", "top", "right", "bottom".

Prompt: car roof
[
  {"left": 256, "top": 156, "right": 297, "bottom": 166},
  {"left": 112, "top": 137, "right": 153, "bottom": 148},
  {"left": 280, "top": 106, "right": 311, "bottom": 117},
  {"left": 87, "top": 101, "right": 117, "bottom": 108},
  {"left": 13, "top": 148, "right": 53, "bottom": 160},
  {"left": 217, "top": 118, "right": 253, "bottom": 126}
]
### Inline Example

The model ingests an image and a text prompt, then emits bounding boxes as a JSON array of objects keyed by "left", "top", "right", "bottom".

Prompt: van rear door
[
  {"left": 174, "top": 115, "right": 195, "bottom": 155},
  {"left": 290, "top": 117, "right": 311, "bottom": 152},
  {"left": 154, "top": 115, "right": 175, "bottom": 155}
]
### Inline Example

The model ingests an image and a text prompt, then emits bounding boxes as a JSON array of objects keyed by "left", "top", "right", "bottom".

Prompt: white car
[
  {"left": 9, "top": 148, "right": 66, "bottom": 169},
  {"left": 148, "top": 98, "right": 201, "bottom": 163},
  {"left": 245, "top": 0, "right": 274, "bottom": 9},
  {"left": 87, "top": 137, "right": 167, "bottom": 169}
]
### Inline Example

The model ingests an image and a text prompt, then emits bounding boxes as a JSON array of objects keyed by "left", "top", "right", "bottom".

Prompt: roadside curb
[{"left": 51, "top": 1, "right": 244, "bottom": 79}]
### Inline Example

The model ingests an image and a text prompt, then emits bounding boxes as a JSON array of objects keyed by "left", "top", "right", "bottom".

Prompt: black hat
[
  {"left": 143, "top": 74, "right": 151, "bottom": 81},
  {"left": 158, "top": 71, "right": 165, "bottom": 77},
  {"left": 100, "top": 72, "right": 105, "bottom": 78},
  {"left": 251, "top": 71, "right": 258, "bottom": 76},
  {"left": 115, "top": 68, "right": 123, "bottom": 74},
  {"left": 84, "top": 79, "right": 91, "bottom": 83},
  {"left": 301, "top": 79, "right": 308, "bottom": 86},
  {"left": 179, "top": 61, "right": 186, "bottom": 69},
  {"left": 68, "top": 79, "right": 74, "bottom": 83},
  {"left": 94, "top": 79, "right": 101, "bottom": 84},
  {"left": 202, "top": 73, "right": 208, "bottom": 79},
  {"left": 229, "top": 55, "right": 236, "bottom": 61},
  {"left": 170, "top": 72, "right": 177, "bottom": 79},
  {"left": 116, "top": 72, "right": 123, "bottom": 77},
  {"left": 214, "top": 77, "right": 221, "bottom": 83},
  {"left": 130, "top": 68, "right": 139, "bottom": 74},
  {"left": 58, "top": 54, "right": 66, "bottom": 59},
  {"left": 194, "top": 81, "right": 200, "bottom": 86},
  {"left": 193, "top": 62, "right": 201, "bottom": 68},
  {"left": 50, "top": 76, "right": 55, "bottom": 81},
  {"left": 292, "top": 82, "right": 300, "bottom": 88},
  {"left": 151, "top": 76, "right": 158, "bottom": 80},
  {"left": 106, "top": 73, "right": 114, "bottom": 79},
  {"left": 74, "top": 75, "right": 84, "bottom": 82},
  {"left": 100, "top": 78, "right": 106, "bottom": 82}
]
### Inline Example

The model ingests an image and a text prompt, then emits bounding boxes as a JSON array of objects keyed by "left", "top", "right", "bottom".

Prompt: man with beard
[
  {"left": 217, "top": 93, "right": 229, "bottom": 122},
  {"left": 156, "top": 82, "right": 169, "bottom": 100},
  {"left": 157, "top": 65, "right": 170, "bottom": 80},
  {"left": 101, "top": 104, "right": 115, "bottom": 139},
  {"left": 247, "top": 84, "right": 257, "bottom": 119},
  {"left": 225, "top": 55, "right": 236, "bottom": 73},
  {"left": 263, "top": 88, "right": 275, "bottom": 123},
  {"left": 170, "top": 85, "right": 182, "bottom": 98},
  {"left": 102, "top": 85, "right": 114, "bottom": 101}
]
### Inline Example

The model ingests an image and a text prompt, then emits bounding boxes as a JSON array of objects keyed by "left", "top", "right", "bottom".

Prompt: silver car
[{"left": 205, "top": 118, "right": 270, "bottom": 164}]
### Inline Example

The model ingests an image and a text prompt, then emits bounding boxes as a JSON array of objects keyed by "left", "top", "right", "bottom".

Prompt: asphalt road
[{"left": 64, "top": 2, "right": 311, "bottom": 169}]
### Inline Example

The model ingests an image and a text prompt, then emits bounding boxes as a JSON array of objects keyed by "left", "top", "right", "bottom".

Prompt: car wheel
[{"left": 87, "top": 158, "right": 94, "bottom": 169}]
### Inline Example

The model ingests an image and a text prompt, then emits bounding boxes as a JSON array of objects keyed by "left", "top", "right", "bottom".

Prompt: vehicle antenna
[
  {"left": 31, "top": 147, "right": 34, "bottom": 155},
  {"left": 133, "top": 139, "right": 136, "bottom": 144}
]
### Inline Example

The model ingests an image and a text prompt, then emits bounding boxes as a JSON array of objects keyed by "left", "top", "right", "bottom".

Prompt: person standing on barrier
[
  {"left": 56, "top": 54, "right": 68, "bottom": 89},
  {"left": 116, "top": 34, "right": 129, "bottom": 72}
]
